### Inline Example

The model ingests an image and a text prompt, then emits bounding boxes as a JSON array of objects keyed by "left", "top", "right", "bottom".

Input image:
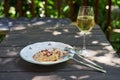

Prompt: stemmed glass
[{"left": 77, "top": 6, "right": 95, "bottom": 57}]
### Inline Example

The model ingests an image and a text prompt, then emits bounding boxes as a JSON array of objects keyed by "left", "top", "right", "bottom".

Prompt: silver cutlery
[{"left": 64, "top": 47, "right": 106, "bottom": 73}]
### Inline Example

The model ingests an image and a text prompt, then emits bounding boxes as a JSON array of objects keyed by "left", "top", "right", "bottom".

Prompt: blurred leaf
[
  {"left": 9, "top": 6, "right": 16, "bottom": 14},
  {"left": 63, "top": 5, "right": 69, "bottom": 12},
  {"left": 38, "top": 2, "right": 44, "bottom": 8},
  {"left": 48, "top": 0, "right": 54, "bottom": 5}
]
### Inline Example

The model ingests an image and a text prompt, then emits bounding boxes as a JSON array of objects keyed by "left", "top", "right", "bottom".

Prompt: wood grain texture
[{"left": 0, "top": 18, "right": 120, "bottom": 80}]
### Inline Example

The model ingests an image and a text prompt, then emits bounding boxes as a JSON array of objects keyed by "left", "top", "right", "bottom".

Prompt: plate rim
[{"left": 20, "top": 41, "right": 74, "bottom": 65}]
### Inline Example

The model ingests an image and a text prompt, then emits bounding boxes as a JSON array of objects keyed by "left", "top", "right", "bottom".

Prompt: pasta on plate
[{"left": 33, "top": 48, "right": 68, "bottom": 62}]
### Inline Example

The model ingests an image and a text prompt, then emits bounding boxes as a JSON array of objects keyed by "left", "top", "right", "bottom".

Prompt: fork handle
[
  {"left": 77, "top": 54, "right": 104, "bottom": 69},
  {"left": 71, "top": 57, "right": 106, "bottom": 73}
]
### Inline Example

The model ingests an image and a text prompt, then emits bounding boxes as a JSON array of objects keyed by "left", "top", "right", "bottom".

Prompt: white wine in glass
[{"left": 77, "top": 6, "right": 95, "bottom": 57}]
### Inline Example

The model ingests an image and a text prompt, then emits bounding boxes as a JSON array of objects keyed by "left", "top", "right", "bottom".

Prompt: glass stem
[{"left": 83, "top": 33, "right": 86, "bottom": 50}]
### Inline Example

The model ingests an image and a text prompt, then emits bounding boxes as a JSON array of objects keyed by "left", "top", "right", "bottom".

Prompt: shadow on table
[{"left": 0, "top": 18, "right": 120, "bottom": 80}]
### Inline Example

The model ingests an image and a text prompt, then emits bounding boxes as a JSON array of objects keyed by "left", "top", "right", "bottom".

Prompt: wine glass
[{"left": 77, "top": 6, "right": 95, "bottom": 57}]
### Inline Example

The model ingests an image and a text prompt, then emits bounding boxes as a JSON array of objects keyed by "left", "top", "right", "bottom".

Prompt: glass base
[{"left": 79, "top": 49, "right": 92, "bottom": 57}]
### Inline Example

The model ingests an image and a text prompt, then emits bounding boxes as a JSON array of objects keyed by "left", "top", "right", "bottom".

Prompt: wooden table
[{"left": 0, "top": 18, "right": 120, "bottom": 80}]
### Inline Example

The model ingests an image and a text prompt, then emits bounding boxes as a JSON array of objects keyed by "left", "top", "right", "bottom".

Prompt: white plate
[{"left": 20, "top": 41, "right": 74, "bottom": 65}]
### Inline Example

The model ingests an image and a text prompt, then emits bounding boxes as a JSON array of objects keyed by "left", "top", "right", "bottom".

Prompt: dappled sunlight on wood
[
  {"left": 0, "top": 18, "right": 120, "bottom": 80},
  {"left": 32, "top": 75, "right": 63, "bottom": 80},
  {"left": 92, "top": 40, "right": 99, "bottom": 44},
  {"left": 11, "top": 25, "right": 26, "bottom": 31},
  {"left": 52, "top": 31, "right": 62, "bottom": 36},
  {"left": 32, "top": 21, "right": 45, "bottom": 26},
  {"left": 70, "top": 75, "right": 78, "bottom": 80},
  {"left": 63, "top": 29, "right": 69, "bottom": 32},
  {"left": 44, "top": 29, "right": 52, "bottom": 32},
  {"left": 43, "top": 26, "right": 71, "bottom": 36},
  {"left": 6, "top": 49, "right": 18, "bottom": 56},
  {"left": 32, "top": 74, "right": 90, "bottom": 80},
  {"left": 74, "top": 32, "right": 82, "bottom": 38},
  {"left": 89, "top": 46, "right": 120, "bottom": 67},
  {"left": 104, "top": 45, "right": 116, "bottom": 53},
  {"left": 100, "top": 43, "right": 110, "bottom": 46},
  {"left": 92, "top": 55, "right": 120, "bottom": 67},
  {"left": 70, "top": 75, "right": 89, "bottom": 80},
  {"left": 92, "top": 40, "right": 109, "bottom": 46},
  {"left": 72, "top": 64, "right": 87, "bottom": 70},
  {"left": 0, "top": 58, "right": 14, "bottom": 64},
  {"left": 78, "top": 75, "right": 90, "bottom": 80}
]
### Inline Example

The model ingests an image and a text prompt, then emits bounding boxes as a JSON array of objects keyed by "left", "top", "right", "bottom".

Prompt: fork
[{"left": 64, "top": 47, "right": 106, "bottom": 73}]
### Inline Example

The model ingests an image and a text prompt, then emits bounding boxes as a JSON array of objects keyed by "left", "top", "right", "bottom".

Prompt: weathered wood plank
[
  {"left": 0, "top": 25, "right": 109, "bottom": 47},
  {"left": 0, "top": 34, "right": 109, "bottom": 47},
  {"left": 0, "top": 56, "right": 119, "bottom": 73},
  {"left": 9, "top": 26, "right": 104, "bottom": 35},
  {"left": 0, "top": 45, "right": 118, "bottom": 72},
  {"left": 0, "top": 47, "right": 22, "bottom": 57},
  {"left": 0, "top": 69, "right": 120, "bottom": 80},
  {"left": 0, "top": 18, "right": 119, "bottom": 80},
  {"left": 0, "top": 57, "right": 90, "bottom": 72},
  {"left": 10, "top": 24, "right": 101, "bottom": 31},
  {"left": 0, "top": 45, "right": 115, "bottom": 57}
]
